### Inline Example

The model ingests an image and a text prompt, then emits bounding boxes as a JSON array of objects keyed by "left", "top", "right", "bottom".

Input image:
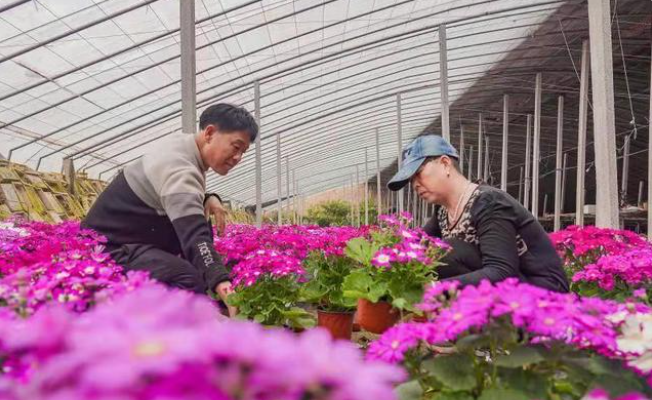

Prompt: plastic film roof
[{"left": 0, "top": 0, "right": 567, "bottom": 207}]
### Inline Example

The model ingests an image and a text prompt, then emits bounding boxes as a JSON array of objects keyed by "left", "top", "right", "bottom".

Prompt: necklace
[{"left": 447, "top": 182, "right": 473, "bottom": 226}]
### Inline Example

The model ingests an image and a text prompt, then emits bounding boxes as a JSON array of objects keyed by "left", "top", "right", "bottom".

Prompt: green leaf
[
  {"left": 342, "top": 269, "right": 387, "bottom": 302},
  {"left": 392, "top": 297, "right": 408, "bottom": 310},
  {"left": 494, "top": 346, "right": 544, "bottom": 368},
  {"left": 422, "top": 354, "right": 477, "bottom": 391},
  {"left": 282, "top": 307, "right": 316, "bottom": 329},
  {"left": 477, "top": 387, "right": 530, "bottom": 400},
  {"left": 498, "top": 367, "right": 548, "bottom": 400},
  {"left": 432, "top": 392, "right": 474, "bottom": 400},
  {"left": 589, "top": 374, "right": 648, "bottom": 397},
  {"left": 395, "top": 380, "right": 423, "bottom": 400},
  {"left": 345, "top": 237, "right": 377, "bottom": 266},
  {"left": 455, "top": 334, "right": 490, "bottom": 352}
]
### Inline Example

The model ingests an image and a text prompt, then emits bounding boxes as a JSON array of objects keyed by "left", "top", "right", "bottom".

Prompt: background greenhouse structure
[{"left": 0, "top": 0, "right": 650, "bottom": 232}]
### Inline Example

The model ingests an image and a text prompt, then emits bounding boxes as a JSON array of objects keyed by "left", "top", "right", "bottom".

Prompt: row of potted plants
[{"left": 221, "top": 213, "right": 451, "bottom": 339}]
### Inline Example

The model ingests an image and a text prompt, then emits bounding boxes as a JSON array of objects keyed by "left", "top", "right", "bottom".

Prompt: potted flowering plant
[
  {"left": 301, "top": 251, "right": 358, "bottom": 340},
  {"left": 549, "top": 225, "right": 650, "bottom": 278},
  {"left": 227, "top": 249, "right": 315, "bottom": 330},
  {"left": 550, "top": 226, "right": 652, "bottom": 303},
  {"left": 342, "top": 213, "right": 449, "bottom": 334},
  {"left": 368, "top": 279, "right": 652, "bottom": 400}
]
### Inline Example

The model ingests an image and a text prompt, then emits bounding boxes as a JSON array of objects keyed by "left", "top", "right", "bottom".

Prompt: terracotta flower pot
[
  {"left": 317, "top": 310, "right": 354, "bottom": 340},
  {"left": 356, "top": 299, "right": 400, "bottom": 334},
  {"left": 412, "top": 314, "right": 428, "bottom": 323}
]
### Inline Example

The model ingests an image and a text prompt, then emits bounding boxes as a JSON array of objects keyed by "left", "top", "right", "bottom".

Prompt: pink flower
[
  {"left": 369, "top": 279, "right": 647, "bottom": 364},
  {"left": 0, "top": 285, "right": 403, "bottom": 400}
]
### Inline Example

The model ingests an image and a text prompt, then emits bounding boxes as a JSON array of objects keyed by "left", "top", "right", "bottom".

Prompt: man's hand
[
  {"left": 215, "top": 281, "right": 237, "bottom": 317},
  {"left": 204, "top": 196, "right": 226, "bottom": 236}
]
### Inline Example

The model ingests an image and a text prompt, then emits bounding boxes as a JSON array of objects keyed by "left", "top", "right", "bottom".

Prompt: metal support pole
[
  {"left": 376, "top": 128, "right": 382, "bottom": 218},
  {"left": 477, "top": 113, "right": 483, "bottom": 180},
  {"left": 518, "top": 166, "right": 524, "bottom": 204},
  {"left": 543, "top": 194, "right": 548, "bottom": 217},
  {"left": 296, "top": 177, "right": 300, "bottom": 224},
  {"left": 285, "top": 156, "right": 290, "bottom": 224},
  {"left": 292, "top": 169, "right": 297, "bottom": 224},
  {"left": 254, "top": 81, "right": 262, "bottom": 227},
  {"left": 62, "top": 158, "right": 76, "bottom": 195},
  {"left": 459, "top": 124, "right": 465, "bottom": 175},
  {"left": 180, "top": 0, "right": 196, "bottom": 134},
  {"left": 554, "top": 95, "right": 564, "bottom": 231},
  {"left": 532, "top": 73, "right": 542, "bottom": 218},
  {"left": 412, "top": 188, "right": 418, "bottom": 226},
  {"left": 562, "top": 153, "right": 568, "bottom": 213},
  {"left": 588, "top": 0, "right": 620, "bottom": 228},
  {"left": 501, "top": 94, "right": 509, "bottom": 191},
  {"left": 468, "top": 145, "right": 474, "bottom": 180},
  {"left": 484, "top": 135, "right": 490, "bottom": 183},
  {"left": 638, "top": 181, "right": 644, "bottom": 208},
  {"left": 524, "top": 114, "right": 532, "bottom": 209},
  {"left": 621, "top": 135, "right": 631, "bottom": 205},
  {"left": 576, "top": 40, "right": 589, "bottom": 226},
  {"left": 356, "top": 165, "right": 361, "bottom": 227},
  {"left": 439, "top": 24, "right": 450, "bottom": 141},
  {"left": 408, "top": 182, "right": 413, "bottom": 219},
  {"left": 350, "top": 176, "right": 355, "bottom": 225},
  {"left": 276, "top": 134, "right": 282, "bottom": 225},
  {"left": 365, "top": 148, "right": 369, "bottom": 226},
  {"left": 649, "top": 36, "right": 652, "bottom": 236},
  {"left": 397, "top": 94, "right": 404, "bottom": 213}
]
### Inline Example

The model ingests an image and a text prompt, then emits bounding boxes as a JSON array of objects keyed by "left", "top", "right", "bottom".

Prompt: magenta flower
[
  {"left": 368, "top": 279, "right": 648, "bottom": 364},
  {"left": 0, "top": 284, "right": 403, "bottom": 400}
]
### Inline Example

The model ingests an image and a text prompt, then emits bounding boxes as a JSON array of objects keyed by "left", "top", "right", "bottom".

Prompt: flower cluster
[
  {"left": 617, "top": 313, "right": 652, "bottom": 387},
  {"left": 0, "top": 284, "right": 403, "bottom": 400},
  {"left": 214, "top": 224, "right": 367, "bottom": 265},
  {"left": 367, "top": 279, "right": 648, "bottom": 364},
  {"left": 573, "top": 248, "right": 652, "bottom": 292},
  {"left": 230, "top": 249, "right": 306, "bottom": 287},
  {"left": 370, "top": 213, "right": 449, "bottom": 270},
  {"left": 550, "top": 225, "right": 651, "bottom": 260},
  {"left": 583, "top": 389, "right": 650, "bottom": 400},
  {"left": 371, "top": 234, "right": 449, "bottom": 269},
  {"left": 0, "top": 220, "right": 151, "bottom": 318}
]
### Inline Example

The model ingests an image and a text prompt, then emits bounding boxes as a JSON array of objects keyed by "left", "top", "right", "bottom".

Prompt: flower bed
[
  {"left": 0, "top": 283, "right": 402, "bottom": 399},
  {"left": 0, "top": 219, "right": 150, "bottom": 318},
  {"left": 368, "top": 279, "right": 652, "bottom": 399},
  {"left": 550, "top": 226, "right": 652, "bottom": 303},
  {"left": 4, "top": 219, "right": 652, "bottom": 400}
]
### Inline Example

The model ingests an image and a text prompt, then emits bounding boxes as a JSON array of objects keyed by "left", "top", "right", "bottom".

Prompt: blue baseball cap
[{"left": 387, "top": 135, "right": 459, "bottom": 191}]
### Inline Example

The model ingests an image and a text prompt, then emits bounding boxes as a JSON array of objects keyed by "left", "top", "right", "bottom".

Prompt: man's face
[{"left": 201, "top": 125, "right": 251, "bottom": 175}]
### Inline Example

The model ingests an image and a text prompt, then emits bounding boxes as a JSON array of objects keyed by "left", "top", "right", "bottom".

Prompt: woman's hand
[
  {"left": 204, "top": 196, "right": 226, "bottom": 236},
  {"left": 215, "top": 281, "right": 238, "bottom": 317}
]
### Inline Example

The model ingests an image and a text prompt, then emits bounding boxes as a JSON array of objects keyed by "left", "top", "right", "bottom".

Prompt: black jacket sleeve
[
  {"left": 171, "top": 214, "right": 230, "bottom": 291},
  {"left": 443, "top": 192, "right": 521, "bottom": 286}
]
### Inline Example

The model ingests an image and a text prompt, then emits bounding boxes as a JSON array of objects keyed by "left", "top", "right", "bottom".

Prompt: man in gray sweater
[{"left": 83, "top": 104, "right": 258, "bottom": 314}]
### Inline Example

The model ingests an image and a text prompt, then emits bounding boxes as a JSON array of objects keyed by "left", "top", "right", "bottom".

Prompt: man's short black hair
[
  {"left": 424, "top": 155, "right": 461, "bottom": 173},
  {"left": 199, "top": 103, "right": 258, "bottom": 141}
]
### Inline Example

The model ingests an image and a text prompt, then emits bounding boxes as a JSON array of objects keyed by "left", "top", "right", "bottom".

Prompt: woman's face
[{"left": 411, "top": 157, "right": 451, "bottom": 204}]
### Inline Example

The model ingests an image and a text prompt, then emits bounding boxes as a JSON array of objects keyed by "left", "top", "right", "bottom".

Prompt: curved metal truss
[{"left": 0, "top": 0, "right": 648, "bottom": 223}]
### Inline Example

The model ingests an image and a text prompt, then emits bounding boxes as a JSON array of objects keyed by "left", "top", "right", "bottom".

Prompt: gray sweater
[{"left": 82, "top": 134, "right": 229, "bottom": 288}]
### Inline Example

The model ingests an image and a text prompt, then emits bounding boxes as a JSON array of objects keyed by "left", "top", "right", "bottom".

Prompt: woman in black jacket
[{"left": 388, "top": 135, "right": 569, "bottom": 293}]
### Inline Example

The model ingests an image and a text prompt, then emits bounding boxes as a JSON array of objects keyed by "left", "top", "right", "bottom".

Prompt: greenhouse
[{"left": 0, "top": 0, "right": 652, "bottom": 399}]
